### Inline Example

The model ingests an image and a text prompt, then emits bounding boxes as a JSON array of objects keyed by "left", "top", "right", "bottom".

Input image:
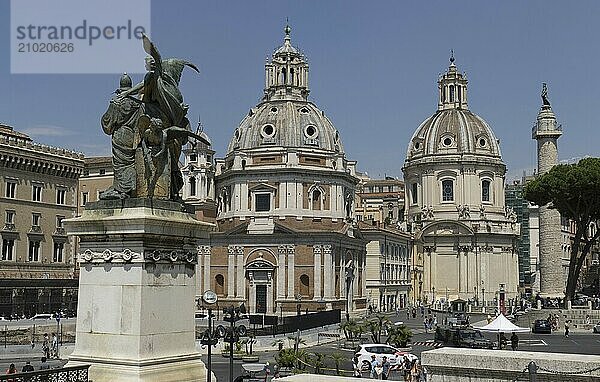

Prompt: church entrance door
[{"left": 256, "top": 285, "right": 267, "bottom": 314}]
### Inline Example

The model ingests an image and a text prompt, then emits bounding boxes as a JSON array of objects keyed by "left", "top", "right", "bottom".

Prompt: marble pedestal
[{"left": 64, "top": 199, "right": 214, "bottom": 382}]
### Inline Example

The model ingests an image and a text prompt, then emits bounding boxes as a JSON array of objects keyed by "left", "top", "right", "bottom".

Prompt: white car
[{"left": 355, "top": 344, "right": 418, "bottom": 371}]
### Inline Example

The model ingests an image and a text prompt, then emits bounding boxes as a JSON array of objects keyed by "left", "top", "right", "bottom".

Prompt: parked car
[
  {"left": 435, "top": 326, "right": 495, "bottom": 349},
  {"left": 532, "top": 319, "right": 552, "bottom": 334},
  {"left": 355, "top": 344, "right": 417, "bottom": 371},
  {"left": 446, "top": 313, "right": 470, "bottom": 327},
  {"left": 592, "top": 322, "right": 600, "bottom": 333},
  {"left": 31, "top": 313, "right": 53, "bottom": 320}
]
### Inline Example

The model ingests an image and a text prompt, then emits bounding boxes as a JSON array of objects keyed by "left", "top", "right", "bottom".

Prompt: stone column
[
  {"left": 227, "top": 246, "right": 236, "bottom": 298},
  {"left": 313, "top": 245, "right": 322, "bottom": 300},
  {"left": 236, "top": 247, "right": 245, "bottom": 298},
  {"left": 64, "top": 198, "right": 214, "bottom": 382},
  {"left": 323, "top": 245, "right": 333, "bottom": 299},
  {"left": 287, "top": 245, "right": 295, "bottom": 298},
  {"left": 533, "top": 100, "right": 563, "bottom": 296},
  {"left": 277, "top": 246, "right": 287, "bottom": 299},
  {"left": 202, "top": 246, "right": 211, "bottom": 293}
]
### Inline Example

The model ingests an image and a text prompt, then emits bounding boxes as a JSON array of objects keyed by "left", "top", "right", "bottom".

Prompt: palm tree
[
  {"left": 329, "top": 352, "right": 345, "bottom": 375},
  {"left": 364, "top": 313, "right": 391, "bottom": 343},
  {"left": 387, "top": 324, "right": 412, "bottom": 348},
  {"left": 312, "top": 352, "right": 326, "bottom": 374}
]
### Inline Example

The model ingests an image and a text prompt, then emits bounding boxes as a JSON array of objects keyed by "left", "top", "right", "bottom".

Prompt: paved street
[{"left": 0, "top": 311, "right": 599, "bottom": 381}]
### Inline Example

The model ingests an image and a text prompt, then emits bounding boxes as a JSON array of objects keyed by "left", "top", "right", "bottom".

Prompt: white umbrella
[{"left": 474, "top": 313, "right": 530, "bottom": 333}]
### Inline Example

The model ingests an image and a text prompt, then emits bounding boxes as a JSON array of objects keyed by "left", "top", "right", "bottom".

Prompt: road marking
[
  {"left": 570, "top": 339, "right": 579, "bottom": 345},
  {"left": 520, "top": 339, "right": 547, "bottom": 346}
]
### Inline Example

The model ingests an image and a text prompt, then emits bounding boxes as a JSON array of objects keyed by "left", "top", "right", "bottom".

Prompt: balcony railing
[
  {"left": 0, "top": 365, "right": 89, "bottom": 381},
  {"left": 29, "top": 225, "right": 42, "bottom": 234},
  {"left": 54, "top": 227, "right": 66, "bottom": 235}
]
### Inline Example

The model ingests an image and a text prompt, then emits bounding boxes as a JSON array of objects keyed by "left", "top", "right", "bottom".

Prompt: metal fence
[
  {"left": 0, "top": 365, "right": 89, "bottom": 382},
  {"left": 250, "top": 309, "right": 341, "bottom": 336}
]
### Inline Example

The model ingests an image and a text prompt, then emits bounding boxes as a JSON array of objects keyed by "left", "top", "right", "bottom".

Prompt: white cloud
[{"left": 22, "top": 124, "right": 71, "bottom": 137}]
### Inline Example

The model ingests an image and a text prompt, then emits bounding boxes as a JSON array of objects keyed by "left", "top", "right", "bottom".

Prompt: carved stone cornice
[
  {"left": 145, "top": 249, "right": 197, "bottom": 264},
  {"left": 79, "top": 249, "right": 142, "bottom": 264}
]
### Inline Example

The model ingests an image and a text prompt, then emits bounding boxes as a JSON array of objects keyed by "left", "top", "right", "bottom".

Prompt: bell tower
[{"left": 263, "top": 24, "right": 310, "bottom": 101}]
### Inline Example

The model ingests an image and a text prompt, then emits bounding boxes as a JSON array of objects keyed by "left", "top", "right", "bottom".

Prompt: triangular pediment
[{"left": 249, "top": 183, "right": 278, "bottom": 192}]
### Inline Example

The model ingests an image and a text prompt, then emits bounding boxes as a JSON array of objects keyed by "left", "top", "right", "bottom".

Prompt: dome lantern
[
  {"left": 438, "top": 51, "right": 468, "bottom": 111},
  {"left": 264, "top": 24, "right": 310, "bottom": 102}
]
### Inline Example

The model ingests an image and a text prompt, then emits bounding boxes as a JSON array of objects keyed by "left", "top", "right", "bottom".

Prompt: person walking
[
  {"left": 353, "top": 356, "right": 362, "bottom": 378},
  {"left": 21, "top": 361, "right": 34, "bottom": 373},
  {"left": 51, "top": 333, "right": 58, "bottom": 359},
  {"left": 510, "top": 333, "right": 519, "bottom": 351},
  {"left": 369, "top": 355, "right": 380, "bottom": 379},
  {"left": 564, "top": 320, "right": 570, "bottom": 338},
  {"left": 381, "top": 356, "right": 391, "bottom": 380}
]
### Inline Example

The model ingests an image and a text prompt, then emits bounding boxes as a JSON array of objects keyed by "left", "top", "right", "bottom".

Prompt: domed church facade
[
  {"left": 403, "top": 57, "right": 519, "bottom": 304},
  {"left": 197, "top": 26, "right": 367, "bottom": 316}
]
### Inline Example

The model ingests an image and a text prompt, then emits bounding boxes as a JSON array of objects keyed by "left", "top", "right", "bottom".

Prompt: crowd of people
[
  {"left": 352, "top": 354, "right": 427, "bottom": 381},
  {"left": 5, "top": 332, "right": 59, "bottom": 377}
]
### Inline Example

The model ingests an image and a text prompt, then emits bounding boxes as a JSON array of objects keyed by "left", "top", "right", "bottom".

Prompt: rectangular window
[
  {"left": 411, "top": 183, "right": 418, "bottom": 204},
  {"left": 56, "top": 189, "right": 66, "bottom": 205},
  {"left": 28, "top": 240, "right": 40, "bottom": 262},
  {"left": 5, "top": 181, "right": 16, "bottom": 198},
  {"left": 1, "top": 239, "right": 14, "bottom": 261},
  {"left": 99, "top": 169, "right": 106, "bottom": 175},
  {"left": 32, "top": 184, "right": 42, "bottom": 202},
  {"left": 190, "top": 154, "right": 197, "bottom": 162},
  {"left": 482, "top": 180, "right": 491, "bottom": 202},
  {"left": 32, "top": 213, "right": 40, "bottom": 227},
  {"left": 255, "top": 193, "right": 271, "bottom": 212},
  {"left": 53, "top": 241, "right": 64, "bottom": 262},
  {"left": 379, "top": 186, "right": 384, "bottom": 193},
  {"left": 81, "top": 192, "right": 88, "bottom": 206},
  {"left": 5, "top": 211, "right": 15, "bottom": 224},
  {"left": 442, "top": 179, "right": 454, "bottom": 202}
]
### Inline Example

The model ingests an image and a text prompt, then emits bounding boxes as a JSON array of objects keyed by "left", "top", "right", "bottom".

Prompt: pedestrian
[
  {"left": 381, "top": 356, "right": 391, "bottom": 380},
  {"left": 406, "top": 309, "right": 410, "bottom": 321},
  {"left": 369, "top": 355, "right": 380, "bottom": 379},
  {"left": 410, "top": 360, "right": 420, "bottom": 382},
  {"left": 21, "top": 361, "right": 34, "bottom": 372},
  {"left": 402, "top": 356, "right": 411, "bottom": 382},
  {"left": 5, "top": 363, "right": 16, "bottom": 382},
  {"left": 564, "top": 320, "right": 570, "bottom": 338},
  {"left": 353, "top": 355, "right": 362, "bottom": 378},
  {"left": 433, "top": 314, "right": 438, "bottom": 327},
  {"left": 423, "top": 318, "right": 428, "bottom": 333},
  {"left": 42, "top": 333, "right": 50, "bottom": 359},
  {"left": 39, "top": 357, "right": 50, "bottom": 370},
  {"left": 510, "top": 333, "right": 519, "bottom": 351},
  {"left": 51, "top": 333, "right": 58, "bottom": 358}
]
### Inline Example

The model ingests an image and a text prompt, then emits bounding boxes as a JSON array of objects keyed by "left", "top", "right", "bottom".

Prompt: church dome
[
  {"left": 226, "top": 25, "right": 344, "bottom": 155},
  {"left": 227, "top": 100, "right": 344, "bottom": 154},
  {"left": 406, "top": 57, "right": 502, "bottom": 162}
]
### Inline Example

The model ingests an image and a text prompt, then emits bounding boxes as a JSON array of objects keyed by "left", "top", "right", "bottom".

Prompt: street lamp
[
  {"left": 200, "top": 290, "right": 218, "bottom": 382},
  {"left": 222, "top": 303, "right": 248, "bottom": 382},
  {"left": 432, "top": 286, "right": 435, "bottom": 307}
]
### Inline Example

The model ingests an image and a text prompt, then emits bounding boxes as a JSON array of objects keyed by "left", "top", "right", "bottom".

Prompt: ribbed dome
[
  {"left": 226, "top": 100, "right": 344, "bottom": 154},
  {"left": 406, "top": 108, "right": 502, "bottom": 160}
]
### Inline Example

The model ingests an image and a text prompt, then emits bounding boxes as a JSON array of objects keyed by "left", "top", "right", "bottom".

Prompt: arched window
[
  {"left": 300, "top": 274, "right": 310, "bottom": 297},
  {"left": 457, "top": 85, "right": 462, "bottom": 103},
  {"left": 290, "top": 68, "right": 295, "bottom": 85},
  {"left": 441, "top": 179, "right": 454, "bottom": 202},
  {"left": 189, "top": 177, "right": 196, "bottom": 197},
  {"left": 449, "top": 85, "right": 455, "bottom": 102},
  {"left": 482, "top": 179, "right": 491, "bottom": 202},
  {"left": 215, "top": 274, "right": 225, "bottom": 296},
  {"left": 281, "top": 68, "right": 287, "bottom": 84},
  {"left": 311, "top": 189, "right": 322, "bottom": 210}
]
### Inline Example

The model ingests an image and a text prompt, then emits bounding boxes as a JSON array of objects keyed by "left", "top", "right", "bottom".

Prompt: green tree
[
  {"left": 329, "top": 352, "right": 345, "bottom": 375},
  {"left": 363, "top": 313, "right": 391, "bottom": 343},
  {"left": 387, "top": 324, "right": 412, "bottom": 348},
  {"left": 524, "top": 157, "right": 600, "bottom": 302}
]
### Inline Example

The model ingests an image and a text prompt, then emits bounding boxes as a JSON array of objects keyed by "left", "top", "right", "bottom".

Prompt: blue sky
[{"left": 1, "top": 0, "right": 599, "bottom": 180}]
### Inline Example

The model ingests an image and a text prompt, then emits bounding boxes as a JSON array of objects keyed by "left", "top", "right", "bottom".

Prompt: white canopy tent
[{"left": 474, "top": 313, "right": 530, "bottom": 333}]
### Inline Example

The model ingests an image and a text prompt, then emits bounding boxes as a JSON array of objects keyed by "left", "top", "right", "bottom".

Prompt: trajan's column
[{"left": 532, "top": 83, "right": 563, "bottom": 296}]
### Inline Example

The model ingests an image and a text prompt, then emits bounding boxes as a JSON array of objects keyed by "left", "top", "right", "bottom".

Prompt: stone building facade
[
  {"left": 197, "top": 26, "right": 367, "bottom": 316},
  {"left": 402, "top": 58, "right": 520, "bottom": 304},
  {"left": 0, "top": 123, "right": 83, "bottom": 317},
  {"left": 360, "top": 222, "right": 412, "bottom": 312},
  {"left": 355, "top": 176, "right": 405, "bottom": 226},
  {"left": 181, "top": 130, "right": 216, "bottom": 222}
]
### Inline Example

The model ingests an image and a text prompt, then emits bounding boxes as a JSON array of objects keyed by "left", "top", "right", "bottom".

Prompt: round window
[
  {"left": 270, "top": 107, "right": 278, "bottom": 113},
  {"left": 261, "top": 124, "right": 275, "bottom": 138},
  {"left": 300, "top": 107, "right": 309, "bottom": 114},
  {"left": 235, "top": 129, "right": 241, "bottom": 141},
  {"left": 479, "top": 138, "right": 487, "bottom": 147},
  {"left": 414, "top": 142, "right": 421, "bottom": 149},
  {"left": 443, "top": 137, "right": 453, "bottom": 146},
  {"left": 305, "top": 125, "right": 318, "bottom": 138}
]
